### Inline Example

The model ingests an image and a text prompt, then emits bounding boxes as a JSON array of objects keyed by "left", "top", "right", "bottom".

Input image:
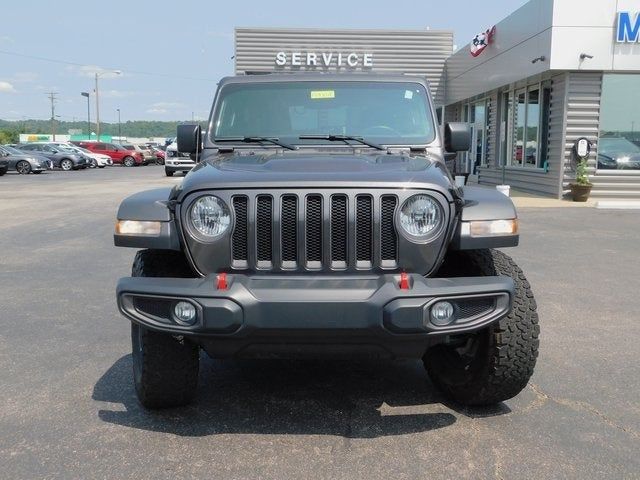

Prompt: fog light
[
  {"left": 431, "top": 301, "right": 455, "bottom": 326},
  {"left": 173, "top": 301, "right": 197, "bottom": 325}
]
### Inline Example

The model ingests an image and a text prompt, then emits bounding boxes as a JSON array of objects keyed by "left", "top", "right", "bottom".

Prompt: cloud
[
  {"left": 150, "top": 101, "right": 185, "bottom": 109},
  {"left": 0, "top": 36, "right": 13, "bottom": 44},
  {"left": 100, "top": 89, "right": 134, "bottom": 98},
  {"left": 68, "top": 65, "right": 123, "bottom": 78},
  {"left": 0, "top": 81, "right": 16, "bottom": 93},
  {"left": 12, "top": 72, "right": 38, "bottom": 83},
  {"left": 146, "top": 108, "right": 168, "bottom": 114}
]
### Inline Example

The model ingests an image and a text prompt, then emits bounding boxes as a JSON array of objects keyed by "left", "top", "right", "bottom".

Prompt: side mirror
[
  {"left": 444, "top": 122, "right": 471, "bottom": 152},
  {"left": 177, "top": 124, "right": 202, "bottom": 154}
]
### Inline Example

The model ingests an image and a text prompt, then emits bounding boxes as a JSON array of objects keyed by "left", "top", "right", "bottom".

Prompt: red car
[
  {"left": 72, "top": 141, "right": 144, "bottom": 167},
  {"left": 151, "top": 147, "right": 165, "bottom": 164}
]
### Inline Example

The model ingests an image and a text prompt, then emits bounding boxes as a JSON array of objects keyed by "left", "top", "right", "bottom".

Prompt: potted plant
[{"left": 570, "top": 158, "right": 592, "bottom": 202}]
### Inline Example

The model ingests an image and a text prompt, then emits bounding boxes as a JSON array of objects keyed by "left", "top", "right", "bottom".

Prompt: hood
[{"left": 178, "top": 151, "right": 454, "bottom": 198}]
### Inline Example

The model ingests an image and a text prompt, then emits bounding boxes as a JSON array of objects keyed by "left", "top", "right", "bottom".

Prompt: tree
[{"left": 0, "top": 129, "right": 19, "bottom": 144}]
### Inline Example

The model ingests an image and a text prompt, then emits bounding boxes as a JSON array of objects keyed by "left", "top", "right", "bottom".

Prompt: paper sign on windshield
[{"left": 310, "top": 90, "right": 335, "bottom": 99}]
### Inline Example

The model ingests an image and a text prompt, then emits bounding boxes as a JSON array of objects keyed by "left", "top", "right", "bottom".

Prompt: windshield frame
[{"left": 208, "top": 79, "right": 439, "bottom": 149}]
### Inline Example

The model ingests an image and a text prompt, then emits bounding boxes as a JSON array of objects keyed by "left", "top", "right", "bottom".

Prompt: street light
[
  {"left": 117, "top": 108, "right": 121, "bottom": 142},
  {"left": 95, "top": 69, "right": 122, "bottom": 141},
  {"left": 81, "top": 92, "right": 90, "bottom": 140}
]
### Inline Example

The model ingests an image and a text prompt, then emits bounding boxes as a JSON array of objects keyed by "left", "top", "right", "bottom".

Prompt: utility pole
[
  {"left": 46, "top": 92, "right": 58, "bottom": 141},
  {"left": 117, "top": 108, "right": 121, "bottom": 142}
]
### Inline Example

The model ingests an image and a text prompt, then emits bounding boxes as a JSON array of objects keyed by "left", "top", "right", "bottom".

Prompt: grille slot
[
  {"left": 231, "top": 196, "right": 248, "bottom": 264},
  {"left": 355, "top": 195, "right": 373, "bottom": 266},
  {"left": 330, "top": 195, "right": 348, "bottom": 267},
  {"left": 305, "top": 195, "right": 323, "bottom": 266},
  {"left": 380, "top": 196, "right": 398, "bottom": 263},
  {"left": 281, "top": 195, "right": 298, "bottom": 265},
  {"left": 256, "top": 195, "right": 273, "bottom": 265}
]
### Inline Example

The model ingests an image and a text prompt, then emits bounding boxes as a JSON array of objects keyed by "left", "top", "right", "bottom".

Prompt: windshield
[
  {"left": 599, "top": 138, "right": 640, "bottom": 155},
  {"left": 211, "top": 81, "right": 436, "bottom": 146},
  {"left": 56, "top": 145, "right": 76, "bottom": 152},
  {"left": 3, "top": 146, "right": 22, "bottom": 155}
]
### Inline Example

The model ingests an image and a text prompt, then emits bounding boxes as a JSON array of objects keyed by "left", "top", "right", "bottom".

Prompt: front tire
[
  {"left": 130, "top": 249, "right": 199, "bottom": 408},
  {"left": 16, "top": 160, "right": 31, "bottom": 174},
  {"left": 60, "top": 159, "right": 73, "bottom": 171},
  {"left": 424, "top": 249, "right": 539, "bottom": 406},
  {"left": 123, "top": 156, "right": 135, "bottom": 167},
  {"left": 165, "top": 169, "right": 174, "bottom": 177}
]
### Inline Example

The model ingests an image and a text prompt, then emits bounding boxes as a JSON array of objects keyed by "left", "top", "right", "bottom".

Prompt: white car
[
  {"left": 164, "top": 141, "right": 195, "bottom": 176},
  {"left": 49, "top": 142, "right": 113, "bottom": 168}
]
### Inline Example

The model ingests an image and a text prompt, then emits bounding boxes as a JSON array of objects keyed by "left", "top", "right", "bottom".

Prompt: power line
[{"left": 0, "top": 49, "right": 219, "bottom": 83}]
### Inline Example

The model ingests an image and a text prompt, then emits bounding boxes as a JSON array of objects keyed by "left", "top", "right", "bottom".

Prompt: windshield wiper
[
  {"left": 298, "top": 134, "right": 386, "bottom": 151},
  {"left": 214, "top": 136, "right": 298, "bottom": 151}
]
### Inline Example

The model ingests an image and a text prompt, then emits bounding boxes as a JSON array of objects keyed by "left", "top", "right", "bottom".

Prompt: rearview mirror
[
  {"left": 177, "top": 124, "right": 202, "bottom": 154},
  {"left": 444, "top": 122, "right": 471, "bottom": 152}
]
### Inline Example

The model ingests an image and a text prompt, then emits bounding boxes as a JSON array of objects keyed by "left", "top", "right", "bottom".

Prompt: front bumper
[
  {"left": 165, "top": 161, "right": 195, "bottom": 173},
  {"left": 117, "top": 273, "right": 514, "bottom": 359}
]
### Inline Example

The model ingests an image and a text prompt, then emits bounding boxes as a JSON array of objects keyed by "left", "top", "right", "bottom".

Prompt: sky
[{"left": 0, "top": 0, "right": 528, "bottom": 123}]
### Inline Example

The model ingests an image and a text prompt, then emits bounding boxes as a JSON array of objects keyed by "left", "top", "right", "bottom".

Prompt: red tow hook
[
  {"left": 216, "top": 273, "right": 228, "bottom": 290},
  {"left": 399, "top": 272, "right": 411, "bottom": 290}
]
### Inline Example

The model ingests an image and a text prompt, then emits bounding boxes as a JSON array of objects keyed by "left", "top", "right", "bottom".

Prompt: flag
[{"left": 470, "top": 26, "right": 496, "bottom": 57}]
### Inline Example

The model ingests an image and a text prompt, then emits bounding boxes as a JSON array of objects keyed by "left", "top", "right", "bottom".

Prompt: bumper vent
[{"left": 455, "top": 298, "right": 496, "bottom": 321}]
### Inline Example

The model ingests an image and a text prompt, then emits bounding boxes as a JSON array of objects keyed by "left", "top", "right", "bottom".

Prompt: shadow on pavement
[{"left": 93, "top": 354, "right": 508, "bottom": 438}]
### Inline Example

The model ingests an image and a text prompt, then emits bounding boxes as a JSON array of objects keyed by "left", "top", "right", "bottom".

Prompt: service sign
[
  {"left": 616, "top": 12, "right": 640, "bottom": 43},
  {"left": 275, "top": 51, "right": 373, "bottom": 69}
]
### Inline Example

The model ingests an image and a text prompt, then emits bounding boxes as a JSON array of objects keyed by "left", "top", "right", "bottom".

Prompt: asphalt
[{"left": 0, "top": 166, "right": 639, "bottom": 480}]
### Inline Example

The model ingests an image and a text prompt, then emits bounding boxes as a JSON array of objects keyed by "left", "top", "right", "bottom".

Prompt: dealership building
[{"left": 235, "top": 0, "right": 640, "bottom": 199}]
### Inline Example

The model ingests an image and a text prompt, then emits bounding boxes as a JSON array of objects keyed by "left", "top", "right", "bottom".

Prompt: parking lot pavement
[{"left": 0, "top": 167, "right": 639, "bottom": 479}]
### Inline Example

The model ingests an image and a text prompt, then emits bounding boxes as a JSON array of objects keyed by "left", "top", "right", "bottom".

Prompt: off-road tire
[
  {"left": 123, "top": 156, "right": 135, "bottom": 167},
  {"left": 424, "top": 249, "right": 539, "bottom": 406},
  {"left": 130, "top": 249, "right": 199, "bottom": 408}
]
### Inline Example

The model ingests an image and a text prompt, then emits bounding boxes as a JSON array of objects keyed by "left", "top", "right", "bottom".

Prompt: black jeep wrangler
[{"left": 115, "top": 74, "right": 539, "bottom": 409}]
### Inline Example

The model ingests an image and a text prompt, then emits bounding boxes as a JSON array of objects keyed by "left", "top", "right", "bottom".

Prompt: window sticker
[
  {"left": 310, "top": 90, "right": 335, "bottom": 99},
  {"left": 404, "top": 90, "right": 414, "bottom": 100}
]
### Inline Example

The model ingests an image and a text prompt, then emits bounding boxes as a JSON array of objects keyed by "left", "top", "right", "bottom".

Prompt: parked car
[
  {"left": 0, "top": 145, "right": 52, "bottom": 174},
  {"left": 164, "top": 141, "right": 195, "bottom": 176},
  {"left": 18, "top": 143, "right": 88, "bottom": 171},
  {"left": 120, "top": 143, "right": 155, "bottom": 164},
  {"left": 0, "top": 156, "right": 8, "bottom": 176},
  {"left": 597, "top": 137, "right": 640, "bottom": 170},
  {"left": 72, "top": 141, "right": 144, "bottom": 167},
  {"left": 48, "top": 142, "right": 112, "bottom": 168},
  {"left": 150, "top": 146, "right": 165, "bottom": 164}
]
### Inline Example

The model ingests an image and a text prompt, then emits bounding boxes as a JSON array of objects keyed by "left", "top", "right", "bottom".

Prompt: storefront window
[
  {"left": 461, "top": 100, "right": 489, "bottom": 173},
  {"left": 525, "top": 88, "right": 540, "bottom": 167},
  {"left": 599, "top": 75, "right": 640, "bottom": 170},
  {"left": 513, "top": 91, "right": 526, "bottom": 166},
  {"left": 506, "top": 83, "right": 549, "bottom": 169}
]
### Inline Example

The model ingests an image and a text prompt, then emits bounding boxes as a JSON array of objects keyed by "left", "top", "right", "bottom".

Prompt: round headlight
[
  {"left": 189, "top": 195, "right": 230, "bottom": 238},
  {"left": 399, "top": 194, "right": 442, "bottom": 239}
]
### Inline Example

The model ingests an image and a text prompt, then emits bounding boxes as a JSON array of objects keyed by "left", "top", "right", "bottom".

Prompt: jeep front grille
[{"left": 230, "top": 192, "right": 398, "bottom": 271}]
